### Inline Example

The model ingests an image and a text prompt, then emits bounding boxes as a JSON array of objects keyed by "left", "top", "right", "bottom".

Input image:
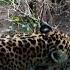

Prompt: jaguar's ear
[
  {"left": 40, "top": 21, "right": 52, "bottom": 33},
  {"left": 51, "top": 50, "right": 68, "bottom": 64}
]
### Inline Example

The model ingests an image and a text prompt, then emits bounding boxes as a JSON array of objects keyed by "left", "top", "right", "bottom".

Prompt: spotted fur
[{"left": 0, "top": 30, "right": 70, "bottom": 70}]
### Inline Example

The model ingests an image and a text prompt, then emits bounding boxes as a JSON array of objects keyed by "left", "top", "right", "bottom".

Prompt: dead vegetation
[{"left": 0, "top": 0, "right": 70, "bottom": 34}]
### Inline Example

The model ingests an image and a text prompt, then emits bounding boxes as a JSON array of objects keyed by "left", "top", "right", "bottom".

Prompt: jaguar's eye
[
  {"left": 40, "top": 25, "right": 52, "bottom": 33},
  {"left": 51, "top": 50, "right": 68, "bottom": 64},
  {"left": 40, "top": 21, "right": 52, "bottom": 33}
]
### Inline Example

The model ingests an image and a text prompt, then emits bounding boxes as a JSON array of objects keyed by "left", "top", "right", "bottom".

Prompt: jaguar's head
[{"left": 40, "top": 21, "right": 69, "bottom": 64}]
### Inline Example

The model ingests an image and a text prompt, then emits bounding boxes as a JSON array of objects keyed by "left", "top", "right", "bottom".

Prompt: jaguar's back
[{"left": 0, "top": 29, "right": 70, "bottom": 70}]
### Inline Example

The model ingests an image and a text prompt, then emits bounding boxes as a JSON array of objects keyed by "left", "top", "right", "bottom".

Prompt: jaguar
[{"left": 0, "top": 23, "right": 70, "bottom": 70}]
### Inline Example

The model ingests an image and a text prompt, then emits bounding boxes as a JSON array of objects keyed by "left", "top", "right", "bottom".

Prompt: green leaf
[{"left": 11, "top": 16, "right": 23, "bottom": 24}]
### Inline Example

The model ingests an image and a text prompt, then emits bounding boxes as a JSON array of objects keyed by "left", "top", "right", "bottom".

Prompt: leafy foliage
[
  {"left": 11, "top": 16, "right": 40, "bottom": 33},
  {"left": 0, "top": 0, "right": 11, "bottom": 5},
  {"left": 11, "top": 16, "right": 23, "bottom": 24}
]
